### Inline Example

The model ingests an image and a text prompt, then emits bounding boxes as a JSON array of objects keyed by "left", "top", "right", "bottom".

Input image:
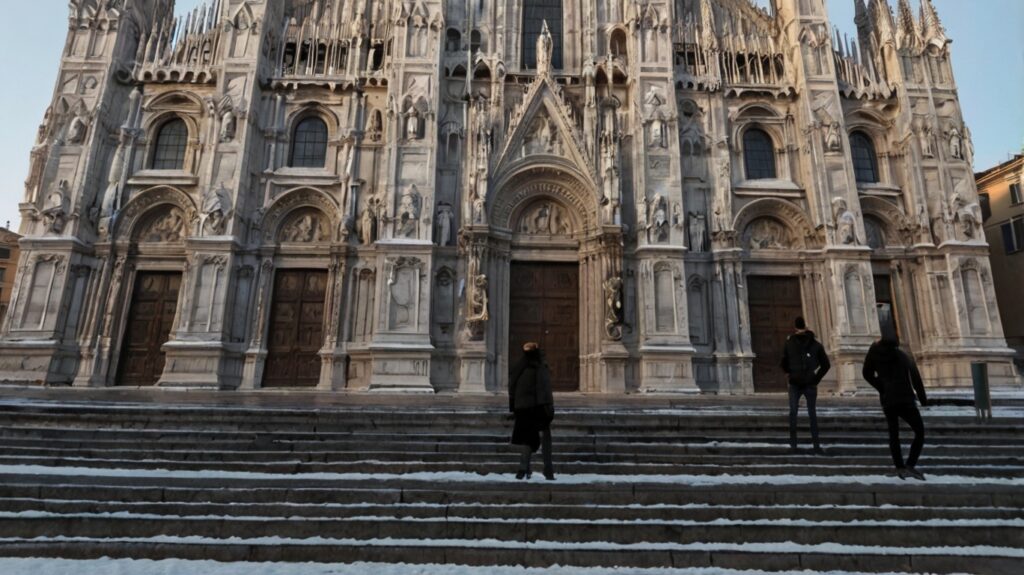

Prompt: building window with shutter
[{"left": 1010, "top": 182, "right": 1022, "bottom": 205}]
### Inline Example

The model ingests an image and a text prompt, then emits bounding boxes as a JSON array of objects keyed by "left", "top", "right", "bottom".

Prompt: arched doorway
[{"left": 481, "top": 168, "right": 621, "bottom": 393}]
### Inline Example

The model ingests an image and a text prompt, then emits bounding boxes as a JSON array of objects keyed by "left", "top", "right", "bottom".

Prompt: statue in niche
[
  {"left": 202, "top": 184, "right": 231, "bottom": 236},
  {"left": 649, "top": 194, "right": 669, "bottom": 243},
  {"left": 603, "top": 276, "right": 624, "bottom": 340},
  {"left": 436, "top": 203, "right": 453, "bottom": 246},
  {"left": 406, "top": 107, "right": 421, "bottom": 140},
  {"left": 366, "top": 110, "right": 382, "bottom": 142},
  {"left": 637, "top": 195, "right": 649, "bottom": 233},
  {"left": 950, "top": 188, "right": 982, "bottom": 241},
  {"left": 825, "top": 122, "right": 842, "bottom": 152},
  {"left": 688, "top": 212, "right": 708, "bottom": 253},
  {"left": 712, "top": 202, "right": 731, "bottom": 233},
  {"left": 43, "top": 180, "right": 70, "bottom": 234},
  {"left": 536, "top": 20, "right": 553, "bottom": 76},
  {"left": 66, "top": 113, "right": 88, "bottom": 145},
  {"left": 964, "top": 126, "right": 975, "bottom": 166},
  {"left": 359, "top": 202, "right": 378, "bottom": 245},
  {"left": 282, "top": 213, "right": 324, "bottom": 243},
  {"left": 649, "top": 116, "right": 667, "bottom": 149},
  {"left": 832, "top": 198, "right": 859, "bottom": 246},
  {"left": 583, "top": 56, "right": 597, "bottom": 108},
  {"left": 467, "top": 274, "right": 490, "bottom": 325},
  {"left": 397, "top": 186, "right": 421, "bottom": 238},
  {"left": 641, "top": 4, "right": 660, "bottom": 61},
  {"left": 673, "top": 203, "right": 683, "bottom": 230},
  {"left": 747, "top": 218, "right": 789, "bottom": 250},
  {"left": 948, "top": 127, "right": 963, "bottom": 160},
  {"left": 219, "top": 108, "right": 237, "bottom": 143},
  {"left": 145, "top": 209, "right": 186, "bottom": 243},
  {"left": 918, "top": 124, "right": 934, "bottom": 158},
  {"left": 473, "top": 193, "right": 487, "bottom": 225},
  {"left": 410, "top": 7, "right": 429, "bottom": 56}
]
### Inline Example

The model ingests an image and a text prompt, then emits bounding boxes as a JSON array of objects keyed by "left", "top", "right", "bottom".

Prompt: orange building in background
[{"left": 0, "top": 226, "right": 21, "bottom": 326}]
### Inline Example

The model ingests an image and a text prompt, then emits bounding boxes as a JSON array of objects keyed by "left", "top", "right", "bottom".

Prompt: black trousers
[
  {"left": 519, "top": 428, "right": 553, "bottom": 474},
  {"left": 883, "top": 404, "right": 925, "bottom": 469},
  {"left": 788, "top": 384, "right": 820, "bottom": 448}
]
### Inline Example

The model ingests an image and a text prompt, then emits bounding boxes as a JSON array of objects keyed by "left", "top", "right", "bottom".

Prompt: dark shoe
[
  {"left": 544, "top": 471, "right": 555, "bottom": 481},
  {"left": 812, "top": 446, "right": 826, "bottom": 456},
  {"left": 895, "top": 468, "right": 910, "bottom": 480},
  {"left": 906, "top": 467, "right": 926, "bottom": 481},
  {"left": 515, "top": 470, "right": 530, "bottom": 480}
]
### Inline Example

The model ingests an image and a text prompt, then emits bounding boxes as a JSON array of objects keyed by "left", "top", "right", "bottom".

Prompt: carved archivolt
[
  {"left": 733, "top": 198, "right": 818, "bottom": 250},
  {"left": 117, "top": 186, "right": 198, "bottom": 242},
  {"left": 261, "top": 187, "right": 340, "bottom": 244},
  {"left": 861, "top": 196, "right": 912, "bottom": 247},
  {"left": 135, "top": 206, "right": 188, "bottom": 243}
]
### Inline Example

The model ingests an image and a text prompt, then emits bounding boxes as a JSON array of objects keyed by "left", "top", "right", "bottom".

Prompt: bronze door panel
[
  {"left": 264, "top": 269, "right": 328, "bottom": 387},
  {"left": 509, "top": 262, "right": 580, "bottom": 392},
  {"left": 117, "top": 272, "right": 181, "bottom": 386},
  {"left": 749, "top": 276, "right": 803, "bottom": 393}
]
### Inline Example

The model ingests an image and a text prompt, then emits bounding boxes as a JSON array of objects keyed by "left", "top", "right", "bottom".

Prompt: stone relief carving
[
  {"left": 948, "top": 126, "right": 963, "bottom": 160},
  {"left": 219, "top": 107, "right": 237, "bottom": 143},
  {"left": 950, "top": 185, "right": 982, "bottom": 241},
  {"left": 519, "top": 201, "right": 571, "bottom": 236},
  {"left": 139, "top": 207, "right": 187, "bottom": 243},
  {"left": 603, "top": 276, "right": 624, "bottom": 341},
  {"left": 864, "top": 216, "right": 886, "bottom": 250},
  {"left": 643, "top": 85, "right": 670, "bottom": 149},
  {"left": 280, "top": 210, "right": 327, "bottom": 243},
  {"left": 745, "top": 218, "right": 790, "bottom": 250},
  {"left": 523, "top": 116, "right": 558, "bottom": 156}
]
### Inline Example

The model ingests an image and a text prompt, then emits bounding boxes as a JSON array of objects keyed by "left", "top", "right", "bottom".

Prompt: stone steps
[{"left": 0, "top": 396, "right": 1020, "bottom": 573}]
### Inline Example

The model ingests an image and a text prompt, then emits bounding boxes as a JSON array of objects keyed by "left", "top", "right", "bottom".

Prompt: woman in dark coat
[
  {"left": 862, "top": 325, "right": 929, "bottom": 481},
  {"left": 508, "top": 342, "right": 555, "bottom": 480}
]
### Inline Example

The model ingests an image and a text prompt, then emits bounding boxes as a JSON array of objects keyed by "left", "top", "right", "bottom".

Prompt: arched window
[
  {"left": 151, "top": 118, "right": 188, "bottom": 170},
  {"left": 446, "top": 29, "right": 461, "bottom": 52},
  {"left": 521, "top": 0, "right": 563, "bottom": 70},
  {"left": 470, "top": 30, "right": 482, "bottom": 54},
  {"left": 850, "top": 131, "right": 879, "bottom": 184},
  {"left": 743, "top": 128, "right": 776, "bottom": 180},
  {"left": 290, "top": 117, "right": 329, "bottom": 168}
]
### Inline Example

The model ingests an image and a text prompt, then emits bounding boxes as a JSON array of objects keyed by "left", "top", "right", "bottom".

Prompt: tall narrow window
[
  {"left": 290, "top": 117, "right": 329, "bottom": 168},
  {"left": 521, "top": 1, "right": 563, "bottom": 70},
  {"left": 850, "top": 131, "right": 879, "bottom": 184},
  {"left": 151, "top": 118, "right": 188, "bottom": 171},
  {"left": 1010, "top": 182, "right": 1023, "bottom": 205},
  {"left": 743, "top": 128, "right": 776, "bottom": 180}
]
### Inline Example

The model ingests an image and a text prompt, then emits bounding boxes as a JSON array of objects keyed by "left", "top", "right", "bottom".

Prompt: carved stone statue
[
  {"left": 583, "top": 56, "right": 597, "bottom": 107},
  {"left": 219, "top": 108, "right": 237, "bottom": 143},
  {"left": 649, "top": 194, "right": 669, "bottom": 243},
  {"left": 603, "top": 276, "right": 624, "bottom": 340},
  {"left": 397, "top": 186, "right": 421, "bottom": 238},
  {"left": 360, "top": 203, "right": 377, "bottom": 245},
  {"left": 832, "top": 197, "right": 859, "bottom": 246},
  {"left": 43, "top": 180, "right": 70, "bottom": 234},
  {"left": 66, "top": 114, "right": 87, "bottom": 144},
  {"left": 406, "top": 107, "right": 421, "bottom": 140},
  {"left": 202, "top": 184, "right": 231, "bottom": 236},
  {"left": 436, "top": 203, "right": 453, "bottom": 246},
  {"left": 688, "top": 212, "right": 707, "bottom": 252},
  {"left": 536, "top": 20, "right": 553, "bottom": 76},
  {"left": 468, "top": 274, "right": 489, "bottom": 323},
  {"left": 948, "top": 127, "right": 963, "bottom": 160}
]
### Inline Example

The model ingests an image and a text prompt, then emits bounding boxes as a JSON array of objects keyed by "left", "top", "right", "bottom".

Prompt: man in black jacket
[
  {"left": 780, "top": 317, "right": 831, "bottom": 454},
  {"left": 508, "top": 342, "right": 555, "bottom": 480},
  {"left": 863, "top": 327, "right": 928, "bottom": 480}
]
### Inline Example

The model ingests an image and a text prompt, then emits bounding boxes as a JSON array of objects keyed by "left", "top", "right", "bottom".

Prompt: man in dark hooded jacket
[
  {"left": 508, "top": 342, "right": 555, "bottom": 480},
  {"left": 863, "top": 325, "right": 928, "bottom": 480},
  {"left": 780, "top": 317, "right": 831, "bottom": 453}
]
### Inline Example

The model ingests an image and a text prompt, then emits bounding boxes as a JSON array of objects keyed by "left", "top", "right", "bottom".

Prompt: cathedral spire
[
  {"left": 920, "top": 0, "right": 948, "bottom": 47},
  {"left": 853, "top": 0, "right": 873, "bottom": 53},
  {"left": 895, "top": 0, "right": 920, "bottom": 50},
  {"left": 700, "top": 0, "right": 718, "bottom": 50},
  {"left": 871, "top": 0, "right": 895, "bottom": 48}
]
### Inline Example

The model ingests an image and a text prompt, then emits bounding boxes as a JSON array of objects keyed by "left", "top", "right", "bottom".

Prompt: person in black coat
[
  {"left": 780, "top": 317, "right": 831, "bottom": 454},
  {"left": 862, "top": 325, "right": 928, "bottom": 481},
  {"left": 508, "top": 342, "right": 555, "bottom": 480}
]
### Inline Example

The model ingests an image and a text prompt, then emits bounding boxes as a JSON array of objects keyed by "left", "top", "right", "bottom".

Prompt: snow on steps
[{"left": 0, "top": 398, "right": 1021, "bottom": 573}]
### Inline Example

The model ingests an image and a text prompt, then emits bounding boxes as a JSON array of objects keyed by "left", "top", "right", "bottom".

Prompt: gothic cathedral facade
[{"left": 0, "top": 0, "right": 1016, "bottom": 393}]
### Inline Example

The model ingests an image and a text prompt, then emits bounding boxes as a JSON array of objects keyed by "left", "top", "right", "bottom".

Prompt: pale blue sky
[{"left": 0, "top": 0, "right": 1020, "bottom": 231}]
